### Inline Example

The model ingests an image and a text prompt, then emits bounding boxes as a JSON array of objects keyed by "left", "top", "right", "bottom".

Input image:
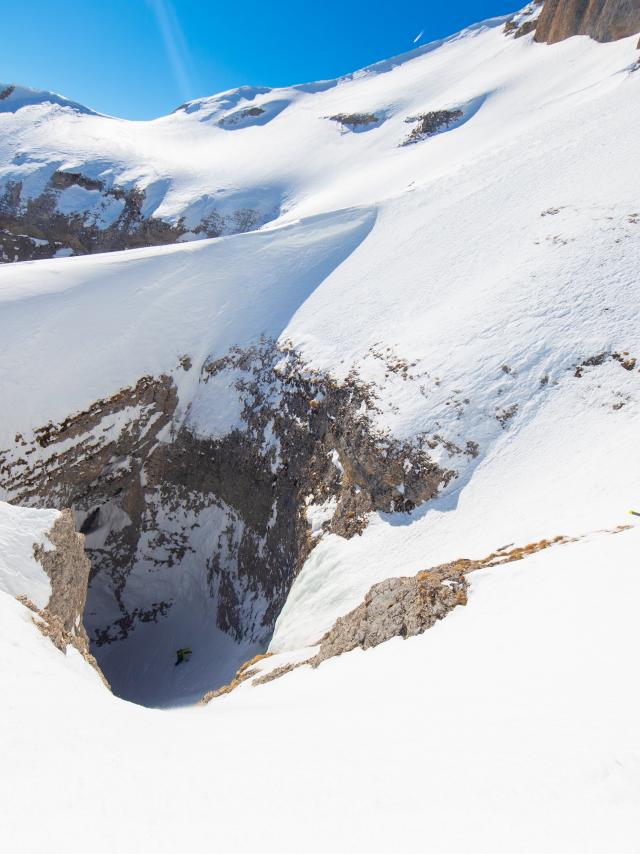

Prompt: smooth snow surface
[
  {"left": 1, "top": 10, "right": 640, "bottom": 850},
  {"left": 1, "top": 527, "right": 639, "bottom": 852},
  {"left": 0, "top": 501, "right": 58, "bottom": 609}
]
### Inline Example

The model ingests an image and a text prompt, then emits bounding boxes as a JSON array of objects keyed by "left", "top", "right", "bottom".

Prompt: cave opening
[{"left": 83, "top": 557, "right": 267, "bottom": 708}]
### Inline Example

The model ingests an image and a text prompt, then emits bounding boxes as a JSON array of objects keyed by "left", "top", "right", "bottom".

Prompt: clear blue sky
[{"left": 0, "top": 1, "right": 518, "bottom": 119}]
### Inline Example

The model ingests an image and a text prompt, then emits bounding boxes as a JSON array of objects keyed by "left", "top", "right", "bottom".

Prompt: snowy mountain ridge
[{"left": 2, "top": 1, "right": 636, "bottom": 263}]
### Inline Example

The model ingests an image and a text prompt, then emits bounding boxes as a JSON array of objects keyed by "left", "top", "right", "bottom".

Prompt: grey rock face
[
  {"left": 33, "top": 508, "right": 92, "bottom": 637},
  {"left": 534, "top": 0, "right": 640, "bottom": 44},
  {"left": 23, "top": 509, "right": 109, "bottom": 686}
]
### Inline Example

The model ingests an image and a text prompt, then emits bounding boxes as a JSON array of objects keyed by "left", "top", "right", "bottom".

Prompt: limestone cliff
[
  {"left": 24, "top": 509, "right": 109, "bottom": 685},
  {"left": 534, "top": 0, "right": 640, "bottom": 44}
]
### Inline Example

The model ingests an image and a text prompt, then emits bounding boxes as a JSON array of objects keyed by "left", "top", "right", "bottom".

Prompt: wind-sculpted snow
[{"left": 0, "top": 207, "right": 375, "bottom": 440}]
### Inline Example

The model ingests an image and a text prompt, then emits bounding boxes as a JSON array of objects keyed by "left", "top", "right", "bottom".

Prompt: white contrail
[
  {"left": 413, "top": 29, "right": 424, "bottom": 44},
  {"left": 147, "top": 0, "right": 196, "bottom": 101}
]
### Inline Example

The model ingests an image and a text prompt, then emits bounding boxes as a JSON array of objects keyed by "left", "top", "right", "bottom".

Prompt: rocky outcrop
[
  {"left": 33, "top": 509, "right": 92, "bottom": 637},
  {"left": 201, "top": 565, "right": 468, "bottom": 700},
  {"left": 311, "top": 569, "right": 468, "bottom": 665},
  {"left": 0, "top": 176, "right": 183, "bottom": 262},
  {"left": 200, "top": 534, "right": 588, "bottom": 701},
  {"left": 329, "top": 113, "right": 382, "bottom": 131},
  {"left": 400, "top": 110, "right": 464, "bottom": 147},
  {"left": 534, "top": 0, "right": 640, "bottom": 44},
  {"left": 0, "top": 172, "right": 268, "bottom": 263},
  {"left": 19, "top": 509, "right": 109, "bottom": 685}
]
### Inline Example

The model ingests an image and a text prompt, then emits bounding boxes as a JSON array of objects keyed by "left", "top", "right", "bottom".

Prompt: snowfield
[
  {"left": 1, "top": 8, "right": 640, "bottom": 851},
  {"left": 2, "top": 521, "right": 639, "bottom": 853}
]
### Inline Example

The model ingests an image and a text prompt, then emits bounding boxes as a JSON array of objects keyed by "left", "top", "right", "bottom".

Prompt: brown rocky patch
[
  {"left": 535, "top": 0, "right": 640, "bottom": 44},
  {"left": 400, "top": 109, "right": 464, "bottom": 146}
]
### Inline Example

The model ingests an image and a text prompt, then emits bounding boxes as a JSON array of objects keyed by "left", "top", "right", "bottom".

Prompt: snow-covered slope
[
  {"left": 2, "top": 523, "right": 639, "bottom": 853},
  {"left": 0, "top": 501, "right": 59, "bottom": 607},
  {"left": 2, "top": 5, "right": 637, "bottom": 260},
  {"left": 1, "top": 8, "right": 640, "bottom": 849}
]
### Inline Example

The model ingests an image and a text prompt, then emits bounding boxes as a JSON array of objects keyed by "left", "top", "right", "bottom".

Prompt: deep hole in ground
[{"left": 2, "top": 340, "right": 457, "bottom": 708}]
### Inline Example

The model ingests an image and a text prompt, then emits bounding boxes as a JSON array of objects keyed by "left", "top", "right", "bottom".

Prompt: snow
[
  {"left": 1, "top": 10, "right": 640, "bottom": 850},
  {"left": 1, "top": 524, "right": 639, "bottom": 852},
  {"left": 1, "top": 19, "right": 636, "bottom": 240},
  {"left": 305, "top": 495, "right": 338, "bottom": 537},
  {"left": 0, "top": 82, "right": 96, "bottom": 115},
  {"left": 0, "top": 501, "right": 58, "bottom": 609},
  {"left": 0, "top": 206, "right": 375, "bottom": 446}
]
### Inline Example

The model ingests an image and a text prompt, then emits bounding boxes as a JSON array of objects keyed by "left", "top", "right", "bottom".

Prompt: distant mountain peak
[{"left": 0, "top": 82, "right": 95, "bottom": 115}]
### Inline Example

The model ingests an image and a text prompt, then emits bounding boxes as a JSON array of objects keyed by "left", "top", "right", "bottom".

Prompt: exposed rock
[
  {"left": 328, "top": 113, "right": 381, "bottom": 131},
  {"left": 503, "top": 2, "right": 544, "bottom": 38},
  {"left": 311, "top": 569, "right": 468, "bottom": 665},
  {"left": 218, "top": 106, "right": 264, "bottom": 126},
  {"left": 199, "top": 653, "right": 272, "bottom": 702},
  {"left": 0, "top": 173, "right": 268, "bottom": 263},
  {"left": 514, "top": 19, "right": 539, "bottom": 37},
  {"left": 18, "top": 509, "right": 110, "bottom": 687},
  {"left": 199, "top": 532, "right": 613, "bottom": 700},
  {"left": 506, "top": 18, "right": 537, "bottom": 38},
  {"left": 1, "top": 340, "right": 458, "bottom": 689},
  {"left": 534, "top": 0, "right": 640, "bottom": 44},
  {"left": 495, "top": 403, "right": 519, "bottom": 428},
  {"left": 16, "top": 594, "right": 109, "bottom": 688},
  {"left": 251, "top": 660, "right": 303, "bottom": 686},
  {"left": 1, "top": 374, "right": 178, "bottom": 506},
  {"left": 33, "top": 509, "right": 91, "bottom": 637},
  {"left": 400, "top": 110, "right": 464, "bottom": 147},
  {"left": 310, "top": 534, "right": 583, "bottom": 668},
  {"left": 573, "top": 349, "right": 638, "bottom": 377}
]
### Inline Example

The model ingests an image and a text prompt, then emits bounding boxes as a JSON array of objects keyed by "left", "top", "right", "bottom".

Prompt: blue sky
[{"left": 0, "top": 1, "right": 518, "bottom": 119}]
